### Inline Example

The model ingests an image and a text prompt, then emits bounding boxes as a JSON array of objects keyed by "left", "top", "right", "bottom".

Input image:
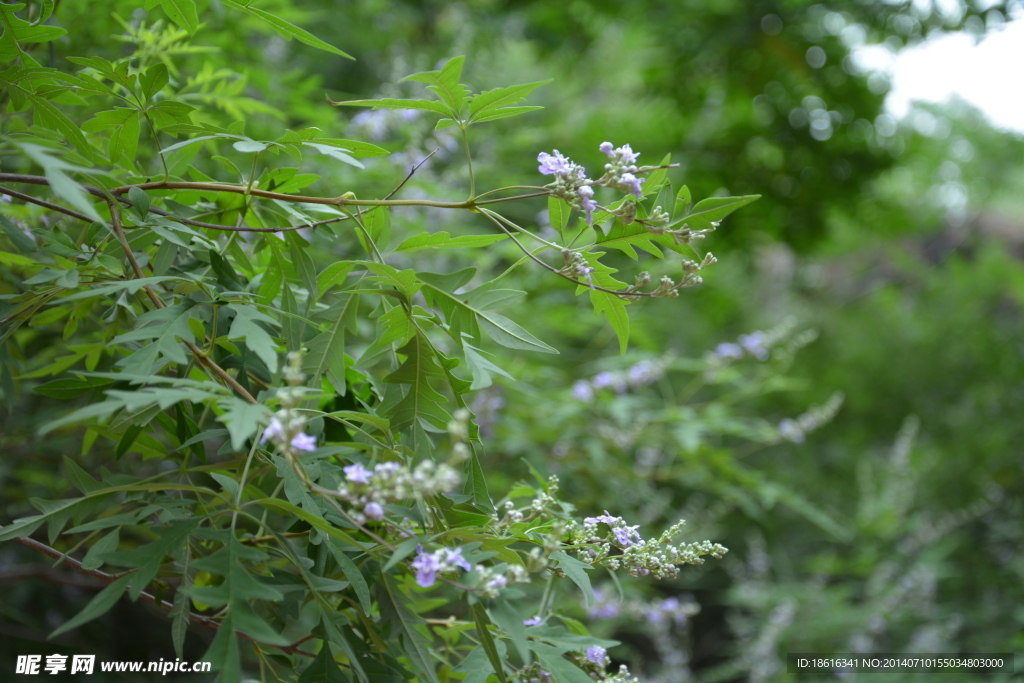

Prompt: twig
[
  {"left": 383, "top": 147, "right": 438, "bottom": 200},
  {"left": 0, "top": 185, "right": 94, "bottom": 222}
]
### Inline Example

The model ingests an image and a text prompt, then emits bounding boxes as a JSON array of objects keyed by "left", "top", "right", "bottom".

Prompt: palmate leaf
[
  {"left": 190, "top": 534, "right": 289, "bottom": 646},
  {"left": 380, "top": 334, "right": 452, "bottom": 431},
  {"left": 402, "top": 55, "right": 470, "bottom": 116},
  {"left": 113, "top": 302, "right": 199, "bottom": 375},
  {"left": 103, "top": 518, "right": 201, "bottom": 600},
  {"left": 575, "top": 252, "right": 631, "bottom": 353},
  {"left": 226, "top": 304, "right": 279, "bottom": 373}
]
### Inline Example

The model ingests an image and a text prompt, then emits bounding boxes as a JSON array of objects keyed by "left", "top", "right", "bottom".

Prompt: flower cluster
[
  {"left": 776, "top": 391, "right": 845, "bottom": 444},
  {"left": 571, "top": 358, "right": 667, "bottom": 402},
  {"left": 587, "top": 587, "right": 700, "bottom": 626},
  {"left": 411, "top": 545, "right": 472, "bottom": 588},
  {"left": 537, "top": 141, "right": 649, "bottom": 227},
  {"left": 338, "top": 459, "right": 461, "bottom": 523},
  {"left": 260, "top": 352, "right": 318, "bottom": 457},
  {"left": 565, "top": 514, "right": 727, "bottom": 580}
]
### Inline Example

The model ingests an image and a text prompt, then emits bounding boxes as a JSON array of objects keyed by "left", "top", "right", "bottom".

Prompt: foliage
[{"left": 0, "top": 3, "right": 762, "bottom": 681}]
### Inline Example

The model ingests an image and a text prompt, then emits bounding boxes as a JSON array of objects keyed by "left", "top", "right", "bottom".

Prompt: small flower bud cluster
[
  {"left": 496, "top": 476, "right": 561, "bottom": 527},
  {"left": 473, "top": 563, "right": 531, "bottom": 598},
  {"left": 776, "top": 391, "right": 844, "bottom": 444},
  {"left": 597, "top": 141, "right": 645, "bottom": 197},
  {"left": 260, "top": 352, "right": 318, "bottom": 457},
  {"left": 447, "top": 408, "right": 472, "bottom": 462},
  {"left": 570, "top": 358, "right": 667, "bottom": 402},
  {"left": 566, "top": 514, "right": 727, "bottom": 580},
  {"left": 566, "top": 648, "right": 641, "bottom": 683},
  {"left": 644, "top": 253, "right": 716, "bottom": 299},
  {"left": 560, "top": 249, "right": 596, "bottom": 287},
  {"left": 338, "top": 459, "right": 461, "bottom": 523}
]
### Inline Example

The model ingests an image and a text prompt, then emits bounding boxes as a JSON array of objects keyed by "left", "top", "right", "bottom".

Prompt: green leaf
[
  {"left": 303, "top": 141, "right": 364, "bottom": 168},
  {"left": 33, "top": 376, "right": 113, "bottom": 400},
  {"left": 49, "top": 574, "right": 132, "bottom": 638},
  {"left": 468, "top": 79, "right": 551, "bottom": 121},
  {"left": 299, "top": 645, "right": 351, "bottom": 683},
  {"left": 381, "top": 334, "right": 454, "bottom": 431},
  {"left": 394, "top": 231, "right": 506, "bottom": 253},
  {"left": 220, "top": 1, "right": 352, "bottom": 58},
  {"left": 232, "top": 138, "right": 268, "bottom": 154},
  {"left": 490, "top": 599, "right": 529, "bottom": 665},
  {"left": 158, "top": 0, "right": 198, "bottom": 34},
  {"left": 402, "top": 56, "right": 470, "bottom": 117},
  {"left": 140, "top": 63, "right": 169, "bottom": 100},
  {"left": 379, "top": 575, "right": 439, "bottom": 683},
  {"left": 0, "top": 213, "right": 38, "bottom": 252},
  {"left": 680, "top": 194, "right": 761, "bottom": 232},
  {"left": 105, "top": 519, "right": 200, "bottom": 600},
  {"left": 329, "top": 97, "right": 451, "bottom": 117},
  {"left": 114, "top": 302, "right": 198, "bottom": 374},
  {"left": 219, "top": 398, "right": 270, "bottom": 451},
  {"left": 324, "top": 538, "right": 371, "bottom": 615},
  {"left": 190, "top": 536, "right": 289, "bottom": 645},
  {"left": 81, "top": 528, "right": 120, "bottom": 571},
  {"left": 471, "top": 603, "right": 509, "bottom": 683},
  {"left": 128, "top": 186, "right": 150, "bottom": 220},
  {"left": 575, "top": 252, "right": 630, "bottom": 353},
  {"left": 203, "top": 612, "right": 240, "bottom": 681},
  {"left": 304, "top": 294, "right": 356, "bottom": 394},
  {"left": 550, "top": 551, "right": 595, "bottom": 607},
  {"left": 470, "top": 106, "right": 543, "bottom": 124},
  {"left": 227, "top": 304, "right": 279, "bottom": 373},
  {"left": 16, "top": 142, "right": 103, "bottom": 222},
  {"left": 531, "top": 642, "right": 599, "bottom": 683}
]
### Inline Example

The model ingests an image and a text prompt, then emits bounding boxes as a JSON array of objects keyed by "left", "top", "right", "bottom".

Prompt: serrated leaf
[
  {"left": 402, "top": 56, "right": 469, "bottom": 117},
  {"left": 468, "top": 79, "right": 551, "bottom": 119},
  {"left": 105, "top": 519, "right": 201, "bottom": 600},
  {"left": 490, "top": 599, "right": 529, "bottom": 665},
  {"left": 574, "top": 252, "right": 630, "bottom": 353},
  {"left": 227, "top": 304, "right": 279, "bottom": 372},
  {"left": 114, "top": 302, "right": 198, "bottom": 374},
  {"left": 394, "top": 231, "right": 506, "bottom": 253},
  {"left": 302, "top": 141, "right": 363, "bottom": 168},
  {"left": 49, "top": 574, "right": 132, "bottom": 638},
  {"left": 299, "top": 645, "right": 351, "bottom": 683},
  {"left": 219, "top": 398, "right": 270, "bottom": 451},
  {"left": 324, "top": 538, "right": 371, "bottom": 615}
]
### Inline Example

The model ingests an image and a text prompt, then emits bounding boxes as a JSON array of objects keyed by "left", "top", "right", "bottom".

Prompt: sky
[{"left": 858, "top": 17, "right": 1024, "bottom": 133}]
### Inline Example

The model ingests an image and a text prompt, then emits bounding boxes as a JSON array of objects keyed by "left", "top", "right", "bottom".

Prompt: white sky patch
[{"left": 856, "top": 17, "right": 1024, "bottom": 133}]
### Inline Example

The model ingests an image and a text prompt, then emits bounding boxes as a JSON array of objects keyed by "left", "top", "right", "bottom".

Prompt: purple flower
[
  {"left": 572, "top": 380, "right": 594, "bottom": 402},
  {"left": 260, "top": 417, "right": 284, "bottom": 443},
  {"left": 443, "top": 547, "right": 472, "bottom": 572},
  {"left": 714, "top": 342, "right": 744, "bottom": 360},
  {"left": 778, "top": 418, "right": 805, "bottom": 444},
  {"left": 613, "top": 527, "right": 634, "bottom": 548},
  {"left": 599, "top": 141, "right": 615, "bottom": 157},
  {"left": 578, "top": 185, "right": 597, "bottom": 225},
  {"left": 616, "top": 144, "right": 639, "bottom": 164},
  {"left": 412, "top": 546, "right": 442, "bottom": 588},
  {"left": 363, "top": 502, "right": 384, "bottom": 520},
  {"left": 738, "top": 332, "right": 769, "bottom": 361},
  {"left": 375, "top": 461, "right": 401, "bottom": 476},
  {"left": 584, "top": 511, "right": 618, "bottom": 525},
  {"left": 523, "top": 616, "right": 542, "bottom": 626},
  {"left": 538, "top": 150, "right": 572, "bottom": 176},
  {"left": 591, "top": 371, "right": 617, "bottom": 389},
  {"left": 619, "top": 172, "right": 644, "bottom": 198},
  {"left": 586, "top": 646, "right": 607, "bottom": 665},
  {"left": 627, "top": 360, "right": 659, "bottom": 387},
  {"left": 486, "top": 575, "right": 508, "bottom": 590},
  {"left": 290, "top": 432, "right": 317, "bottom": 452},
  {"left": 343, "top": 463, "right": 373, "bottom": 484}
]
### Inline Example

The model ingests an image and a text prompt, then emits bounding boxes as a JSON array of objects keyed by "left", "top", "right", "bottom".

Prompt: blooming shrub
[{"left": 0, "top": 4, "right": 763, "bottom": 681}]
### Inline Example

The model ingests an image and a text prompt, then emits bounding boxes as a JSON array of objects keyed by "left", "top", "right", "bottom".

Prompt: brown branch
[
  {"left": 0, "top": 185, "right": 94, "bottom": 222},
  {"left": 9, "top": 532, "right": 315, "bottom": 658},
  {"left": 383, "top": 147, "right": 438, "bottom": 200}
]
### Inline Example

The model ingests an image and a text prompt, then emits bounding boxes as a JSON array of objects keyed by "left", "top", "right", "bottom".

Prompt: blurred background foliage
[{"left": 3, "top": 0, "right": 1023, "bottom": 680}]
